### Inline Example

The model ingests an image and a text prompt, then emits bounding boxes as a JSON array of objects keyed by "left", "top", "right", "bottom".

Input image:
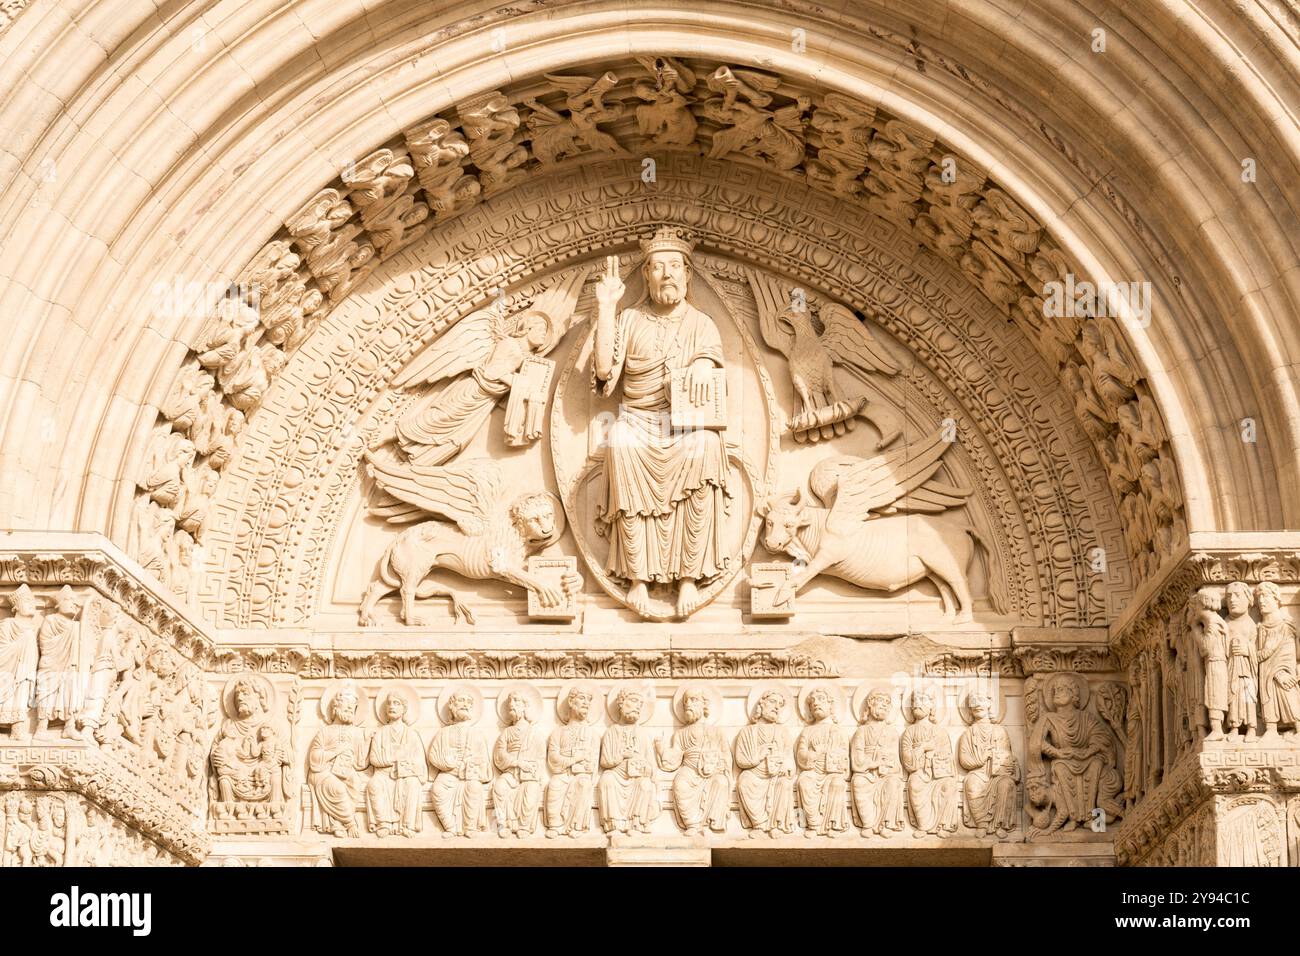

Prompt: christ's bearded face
[{"left": 644, "top": 252, "right": 688, "bottom": 307}]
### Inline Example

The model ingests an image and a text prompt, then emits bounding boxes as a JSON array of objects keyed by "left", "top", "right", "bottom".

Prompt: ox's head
[
  {"left": 757, "top": 489, "right": 812, "bottom": 562},
  {"left": 509, "top": 492, "right": 566, "bottom": 548}
]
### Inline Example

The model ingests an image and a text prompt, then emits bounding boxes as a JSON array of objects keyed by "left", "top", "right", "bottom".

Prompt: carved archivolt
[
  {"left": 194, "top": 157, "right": 1128, "bottom": 631},
  {"left": 133, "top": 56, "right": 1180, "bottom": 628}
]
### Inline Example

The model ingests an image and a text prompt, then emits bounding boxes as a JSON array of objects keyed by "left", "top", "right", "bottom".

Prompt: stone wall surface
[{"left": 1, "top": 0, "right": 1299, "bottom": 867}]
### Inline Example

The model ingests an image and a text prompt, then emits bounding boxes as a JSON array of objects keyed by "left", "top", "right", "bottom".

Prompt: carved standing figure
[
  {"left": 592, "top": 229, "right": 731, "bottom": 619},
  {"left": 956, "top": 692, "right": 1019, "bottom": 839},
  {"left": 307, "top": 684, "right": 369, "bottom": 838},
  {"left": 366, "top": 690, "right": 426, "bottom": 837},
  {"left": 656, "top": 686, "right": 731, "bottom": 834},
  {"left": 597, "top": 686, "right": 660, "bottom": 834},
  {"left": 796, "top": 687, "right": 851, "bottom": 837},
  {"left": 492, "top": 689, "right": 546, "bottom": 836},
  {"left": 734, "top": 688, "right": 796, "bottom": 838},
  {"left": 900, "top": 690, "right": 959, "bottom": 838},
  {"left": 33, "top": 586, "right": 84, "bottom": 740},
  {"left": 545, "top": 685, "right": 600, "bottom": 838},
  {"left": 1185, "top": 586, "right": 1230, "bottom": 741},
  {"left": 428, "top": 688, "right": 492, "bottom": 837},
  {"left": 1224, "top": 581, "right": 1259, "bottom": 740},
  {"left": 0, "top": 584, "right": 40, "bottom": 739},
  {"left": 850, "top": 688, "right": 907, "bottom": 838},
  {"left": 1255, "top": 581, "right": 1300, "bottom": 740}
]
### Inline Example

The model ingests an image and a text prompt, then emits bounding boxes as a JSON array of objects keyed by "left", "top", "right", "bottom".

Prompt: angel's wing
[
  {"left": 813, "top": 429, "right": 972, "bottom": 533},
  {"left": 818, "top": 302, "right": 900, "bottom": 377},
  {"left": 744, "top": 268, "right": 795, "bottom": 358},
  {"left": 365, "top": 455, "right": 505, "bottom": 536},
  {"left": 391, "top": 309, "right": 498, "bottom": 390},
  {"left": 527, "top": 265, "right": 593, "bottom": 355}
]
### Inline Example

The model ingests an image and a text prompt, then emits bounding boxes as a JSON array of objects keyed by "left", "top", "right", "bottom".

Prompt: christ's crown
[{"left": 640, "top": 226, "right": 695, "bottom": 258}]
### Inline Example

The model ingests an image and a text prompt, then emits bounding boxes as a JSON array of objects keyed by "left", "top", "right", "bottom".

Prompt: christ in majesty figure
[{"left": 592, "top": 227, "right": 730, "bottom": 618}]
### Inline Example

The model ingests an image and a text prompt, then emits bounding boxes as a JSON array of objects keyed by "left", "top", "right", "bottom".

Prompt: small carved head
[
  {"left": 383, "top": 693, "right": 408, "bottom": 724},
  {"left": 754, "top": 689, "right": 786, "bottom": 724},
  {"left": 448, "top": 690, "right": 476, "bottom": 724},
  {"left": 613, "top": 687, "right": 645, "bottom": 724},
  {"left": 7, "top": 584, "right": 37, "bottom": 617},
  {"left": 54, "top": 585, "right": 79, "bottom": 616},
  {"left": 640, "top": 227, "right": 694, "bottom": 307},
  {"left": 509, "top": 493, "right": 564, "bottom": 548},
  {"left": 331, "top": 686, "right": 359, "bottom": 726},
  {"left": 864, "top": 689, "right": 892, "bottom": 722},
  {"left": 965, "top": 692, "right": 992, "bottom": 722},
  {"left": 759, "top": 490, "right": 810, "bottom": 561},
  {"left": 682, "top": 688, "right": 709, "bottom": 724},
  {"left": 232, "top": 676, "right": 268, "bottom": 719},
  {"left": 565, "top": 687, "right": 593, "bottom": 723},
  {"left": 1256, "top": 581, "right": 1282, "bottom": 616},
  {"left": 806, "top": 688, "right": 835, "bottom": 722},
  {"left": 909, "top": 691, "right": 935, "bottom": 723},
  {"left": 1047, "top": 675, "right": 1082, "bottom": 712},
  {"left": 506, "top": 690, "right": 530, "bottom": 724},
  {"left": 1225, "top": 581, "right": 1252, "bottom": 617},
  {"left": 513, "top": 311, "right": 550, "bottom": 351}
]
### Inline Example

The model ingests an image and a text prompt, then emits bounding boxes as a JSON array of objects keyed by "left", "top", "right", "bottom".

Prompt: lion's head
[{"left": 508, "top": 492, "right": 566, "bottom": 548}]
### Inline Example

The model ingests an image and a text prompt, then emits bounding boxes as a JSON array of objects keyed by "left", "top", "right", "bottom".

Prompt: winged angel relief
[{"left": 358, "top": 269, "right": 590, "bottom": 625}]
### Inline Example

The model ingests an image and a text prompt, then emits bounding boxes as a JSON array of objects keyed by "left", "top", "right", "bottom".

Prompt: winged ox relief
[{"left": 757, "top": 429, "right": 1007, "bottom": 623}]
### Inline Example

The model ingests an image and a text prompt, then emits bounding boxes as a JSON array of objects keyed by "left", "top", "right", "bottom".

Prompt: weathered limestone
[{"left": 2, "top": 2, "right": 1300, "bottom": 870}]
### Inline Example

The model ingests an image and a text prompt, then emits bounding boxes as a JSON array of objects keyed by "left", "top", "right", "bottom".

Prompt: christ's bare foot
[
  {"left": 676, "top": 579, "right": 701, "bottom": 617},
  {"left": 626, "top": 581, "right": 652, "bottom": 617}
]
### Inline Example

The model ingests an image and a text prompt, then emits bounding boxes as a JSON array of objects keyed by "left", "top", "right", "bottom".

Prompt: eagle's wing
[
  {"left": 818, "top": 301, "right": 900, "bottom": 377},
  {"left": 744, "top": 268, "right": 796, "bottom": 358},
  {"left": 364, "top": 455, "right": 505, "bottom": 536},
  {"left": 814, "top": 429, "right": 971, "bottom": 534},
  {"left": 390, "top": 309, "right": 497, "bottom": 389}
]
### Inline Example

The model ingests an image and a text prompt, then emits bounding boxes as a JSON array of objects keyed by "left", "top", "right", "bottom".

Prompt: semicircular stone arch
[{"left": 192, "top": 155, "right": 1131, "bottom": 631}]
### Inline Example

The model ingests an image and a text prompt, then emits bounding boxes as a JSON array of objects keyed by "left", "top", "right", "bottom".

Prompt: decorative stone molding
[
  {"left": 0, "top": 746, "right": 207, "bottom": 865},
  {"left": 1116, "top": 745, "right": 1300, "bottom": 867}
]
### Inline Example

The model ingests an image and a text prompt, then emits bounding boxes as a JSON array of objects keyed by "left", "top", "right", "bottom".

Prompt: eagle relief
[{"left": 350, "top": 226, "right": 1005, "bottom": 629}]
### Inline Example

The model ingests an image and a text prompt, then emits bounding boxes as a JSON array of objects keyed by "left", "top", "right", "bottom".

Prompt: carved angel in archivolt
[
  {"left": 525, "top": 72, "right": 626, "bottom": 165},
  {"left": 633, "top": 56, "right": 698, "bottom": 148},
  {"left": 700, "top": 66, "right": 809, "bottom": 171},
  {"left": 358, "top": 457, "right": 581, "bottom": 626},
  {"left": 747, "top": 269, "right": 902, "bottom": 445},
  {"left": 375, "top": 268, "right": 589, "bottom": 467},
  {"left": 758, "top": 429, "right": 1006, "bottom": 622}
]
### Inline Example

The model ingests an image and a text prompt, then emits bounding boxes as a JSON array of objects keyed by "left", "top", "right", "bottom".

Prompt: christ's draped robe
[
  {"left": 850, "top": 720, "right": 906, "bottom": 835},
  {"left": 797, "top": 719, "right": 851, "bottom": 834},
  {"left": 428, "top": 722, "right": 491, "bottom": 835},
  {"left": 734, "top": 722, "right": 795, "bottom": 834},
  {"left": 900, "top": 721, "right": 959, "bottom": 834},
  {"left": 597, "top": 722, "right": 659, "bottom": 831},
  {"left": 492, "top": 720, "right": 546, "bottom": 834},
  {"left": 658, "top": 722, "right": 731, "bottom": 832},
  {"left": 366, "top": 721, "right": 425, "bottom": 834},
  {"left": 594, "top": 301, "right": 730, "bottom": 584},
  {"left": 957, "top": 720, "right": 1018, "bottom": 834},
  {"left": 545, "top": 722, "right": 598, "bottom": 835}
]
